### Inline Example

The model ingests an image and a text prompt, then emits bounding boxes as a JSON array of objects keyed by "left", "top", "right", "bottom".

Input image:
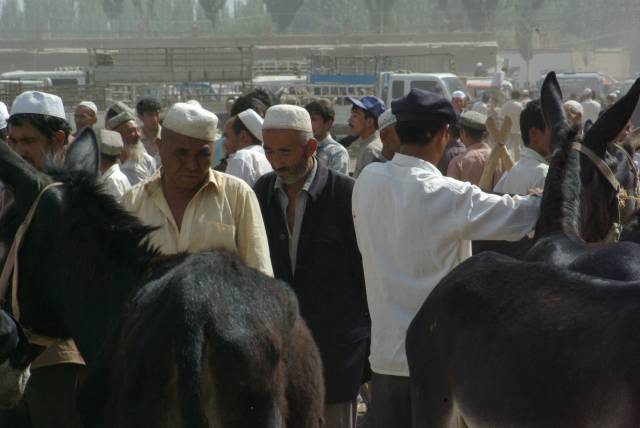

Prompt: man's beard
[
  {"left": 276, "top": 159, "right": 311, "bottom": 185},
  {"left": 124, "top": 141, "right": 145, "bottom": 163}
]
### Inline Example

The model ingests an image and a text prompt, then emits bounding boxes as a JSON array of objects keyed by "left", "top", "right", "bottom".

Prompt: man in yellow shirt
[{"left": 122, "top": 102, "right": 272, "bottom": 276}]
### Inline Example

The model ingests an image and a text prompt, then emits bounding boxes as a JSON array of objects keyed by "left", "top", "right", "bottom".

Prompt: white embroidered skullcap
[
  {"left": 186, "top": 99, "right": 202, "bottom": 108},
  {"left": 237, "top": 109, "right": 264, "bottom": 143},
  {"left": 11, "top": 91, "right": 66, "bottom": 120},
  {"left": 452, "top": 90, "right": 466, "bottom": 100},
  {"left": 0, "top": 102, "right": 7, "bottom": 129},
  {"left": 263, "top": 105, "right": 312, "bottom": 133},
  {"left": 77, "top": 100, "right": 98, "bottom": 115},
  {"left": 97, "top": 129, "right": 124, "bottom": 156},
  {"left": 378, "top": 109, "right": 397, "bottom": 131},
  {"left": 107, "top": 111, "right": 136, "bottom": 130},
  {"left": 163, "top": 102, "right": 218, "bottom": 141}
]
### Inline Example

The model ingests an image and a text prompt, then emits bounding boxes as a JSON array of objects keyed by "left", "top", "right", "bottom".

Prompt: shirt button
[{"left": 279, "top": 234, "right": 286, "bottom": 240}]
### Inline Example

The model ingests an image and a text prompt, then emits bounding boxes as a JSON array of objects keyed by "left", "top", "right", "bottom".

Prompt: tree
[
  {"left": 364, "top": 0, "right": 398, "bottom": 33},
  {"left": 198, "top": 0, "right": 226, "bottom": 26},
  {"left": 263, "top": 0, "right": 305, "bottom": 31},
  {"left": 515, "top": 19, "right": 534, "bottom": 86}
]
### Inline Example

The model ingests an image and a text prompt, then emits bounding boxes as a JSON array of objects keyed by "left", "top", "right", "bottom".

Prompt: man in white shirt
[
  {"left": 223, "top": 108, "right": 272, "bottom": 187},
  {"left": 581, "top": 88, "right": 602, "bottom": 125},
  {"left": 107, "top": 111, "right": 157, "bottom": 185},
  {"left": 352, "top": 88, "right": 541, "bottom": 427},
  {"left": 494, "top": 99, "right": 551, "bottom": 195},
  {"left": 97, "top": 128, "right": 131, "bottom": 202},
  {"left": 500, "top": 90, "right": 524, "bottom": 161}
]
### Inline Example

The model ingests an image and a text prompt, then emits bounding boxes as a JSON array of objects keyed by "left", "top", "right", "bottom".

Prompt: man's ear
[
  {"left": 307, "top": 138, "right": 318, "bottom": 156},
  {"left": 52, "top": 130, "right": 66, "bottom": 152}
]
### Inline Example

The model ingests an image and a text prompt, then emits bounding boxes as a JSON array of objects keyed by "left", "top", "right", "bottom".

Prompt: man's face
[
  {"left": 140, "top": 111, "right": 160, "bottom": 131},
  {"left": 115, "top": 120, "right": 140, "bottom": 146},
  {"left": 8, "top": 122, "right": 61, "bottom": 171},
  {"left": 159, "top": 129, "right": 213, "bottom": 192},
  {"left": 222, "top": 119, "right": 241, "bottom": 155},
  {"left": 263, "top": 129, "right": 316, "bottom": 185},
  {"left": 348, "top": 107, "right": 370, "bottom": 137},
  {"left": 310, "top": 113, "right": 332, "bottom": 140},
  {"left": 452, "top": 98, "right": 465, "bottom": 111},
  {"left": 74, "top": 106, "right": 96, "bottom": 131}
]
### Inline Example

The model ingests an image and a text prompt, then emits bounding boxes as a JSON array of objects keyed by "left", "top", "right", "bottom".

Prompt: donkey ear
[
  {"left": 540, "top": 72, "right": 568, "bottom": 149},
  {"left": 0, "top": 140, "right": 42, "bottom": 206},
  {"left": 583, "top": 78, "right": 640, "bottom": 158},
  {"left": 64, "top": 127, "right": 99, "bottom": 178}
]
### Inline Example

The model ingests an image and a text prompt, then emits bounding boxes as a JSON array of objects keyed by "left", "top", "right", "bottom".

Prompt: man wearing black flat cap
[{"left": 352, "top": 89, "right": 542, "bottom": 427}]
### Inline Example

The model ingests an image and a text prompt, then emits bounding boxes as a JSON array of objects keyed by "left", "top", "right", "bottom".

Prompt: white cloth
[
  {"left": 581, "top": 99, "right": 602, "bottom": 125},
  {"left": 163, "top": 102, "right": 218, "bottom": 141},
  {"left": 101, "top": 163, "right": 131, "bottom": 203},
  {"left": 493, "top": 147, "right": 549, "bottom": 195},
  {"left": 121, "top": 151, "right": 156, "bottom": 186},
  {"left": 0, "top": 102, "right": 8, "bottom": 129},
  {"left": 352, "top": 153, "right": 541, "bottom": 377},
  {"left": 500, "top": 100, "right": 523, "bottom": 136},
  {"left": 225, "top": 145, "right": 273, "bottom": 187}
]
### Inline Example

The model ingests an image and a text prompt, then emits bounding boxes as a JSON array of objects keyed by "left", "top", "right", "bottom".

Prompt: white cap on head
[
  {"left": 77, "top": 101, "right": 98, "bottom": 115},
  {"left": 11, "top": 91, "right": 66, "bottom": 120},
  {"left": 263, "top": 105, "right": 312, "bottom": 133},
  {"left": 378, "top": 109, "right": 397, "bottom": 132},
  {"left": 583, "top": 88, "right": 593, "bottom": 96},
  {"left": 452, "top": 90, "right": 466, "bottom": 100},
  {"left": 237, "top": 109, "right": 264, "bottom": 143},
  {"left": 0, "top": 102, "right": 8, "bottom": 129},
  {"left": 163, "top": 102, "right": 219, "bottom": 142},
  {"left": 564, "top": 100, "right": 584, "bottom": 115}
]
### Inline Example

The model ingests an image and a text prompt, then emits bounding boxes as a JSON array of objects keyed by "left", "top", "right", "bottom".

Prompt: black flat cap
[{"left": 391, "top": 88, "right": 457, "bottom": 124}]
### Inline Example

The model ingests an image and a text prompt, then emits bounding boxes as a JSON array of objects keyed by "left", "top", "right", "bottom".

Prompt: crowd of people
[{"left": 0, "top": 79, "right": 634, "bottom": 428}]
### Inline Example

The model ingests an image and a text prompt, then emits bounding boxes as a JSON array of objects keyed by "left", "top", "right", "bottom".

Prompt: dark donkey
[
  {"left": 0, "top": 129, "right": 324, "bottom": 427},
  {"left": 406, "top": 72, "right": 640, "bottom": 428}
]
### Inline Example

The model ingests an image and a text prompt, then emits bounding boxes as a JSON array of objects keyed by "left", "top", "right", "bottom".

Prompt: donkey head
[
  {"left": 540, "top": 72, "right": 640, "bottom": 242},
  {"left": 0, "top": 128, "right": 154, "bottom": 363}
]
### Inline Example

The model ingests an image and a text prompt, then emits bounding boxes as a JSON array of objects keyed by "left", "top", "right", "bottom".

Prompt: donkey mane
[{"left": 47, "top": 169, "right": 160, "bottom": 276}]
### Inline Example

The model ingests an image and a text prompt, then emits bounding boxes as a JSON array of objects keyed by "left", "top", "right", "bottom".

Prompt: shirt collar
[
  {"left": 317, "top": 134, "right": 334, "bottom": 148},
  {"left": 391, "top": 153, "right": 442, "bottom": 176},
  {"left": 466, "top": 141, "right": 490, "bottom": 151},
  {"left": 274, "top": 158, "right": 318, "bottom": 197},
  {"left": 521, "top": 147, "right": 548, "bottom": 164},
  {"left": 144, "top": 168, "right": 219, "bottom": 196}
]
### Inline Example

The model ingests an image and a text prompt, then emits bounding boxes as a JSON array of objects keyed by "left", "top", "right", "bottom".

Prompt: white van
[{"left": 377, "top": 72, "right": 469, "bottom": 106}]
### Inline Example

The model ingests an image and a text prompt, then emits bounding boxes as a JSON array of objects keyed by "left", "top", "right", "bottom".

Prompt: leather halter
[
  {"left": 571, "top": 142, "right": 640, "bottom": 242},
  {"left": 0, "top": 182, "right": 63, "bottom": 321}
]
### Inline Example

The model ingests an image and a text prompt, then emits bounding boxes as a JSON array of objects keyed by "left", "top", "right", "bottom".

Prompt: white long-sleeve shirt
[
  {"left": 352, "top": 153, "right": 541, "bottom": 377},
  {"left": 225, "top": 145, "right": 273, "bottom": 188},
  {"left": 101, "top": 163, "right": 131, "bottom": 203},
  {"left": 494, "top": 147, "right": 549, "bottom": 195}
]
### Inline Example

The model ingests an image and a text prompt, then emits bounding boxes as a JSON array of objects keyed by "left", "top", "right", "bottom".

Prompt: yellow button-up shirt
[{"left": 122, "top": 169, "right": 273, "bottom": 276}]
